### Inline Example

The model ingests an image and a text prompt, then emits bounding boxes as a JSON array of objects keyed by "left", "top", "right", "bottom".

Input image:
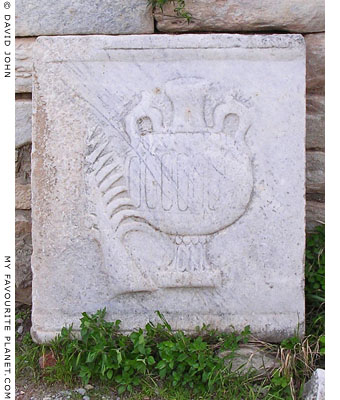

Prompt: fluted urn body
[{"left": 124, "top": 78, "right": 253, "bottom": 287}]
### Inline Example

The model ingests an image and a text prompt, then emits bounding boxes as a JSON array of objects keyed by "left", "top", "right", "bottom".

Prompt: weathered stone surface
[
  {"left": 16, "top": 143, "right": 32, "bottom": 184},
  {"left": 307, "top": 193, "right": 324, "bottom": 203},
  {"left": 155, "top": 0, "right": 324, "bottom": 33},
  {"left": 306, "top": 201, "right": 324, "bottom": 232},
  {"left": 16, "top": 144, "right": 33, "bottom": 305},
  {"left": 16, "top": 210, "right": 33, "bottom": 305},
  {"left": 306, "top": 95, "right": 324, "bottom": 150},
  {"left": 220, "top": 344, "right": 280, "bottom": 376},
  {"left": 16, "top": 99, "right": 32, "bottom": 147},
  {"left": 31, "top": 34, "right": 305, "bottom": 343},
  {"left": 15, "top": 33, "right": 325, "bottom": 96},
  {"left": 303, "top": 369, "right": 325, "bottom": 400},
  {"left": 306, "top": 152, "right": 325, "bottom": 194},
  {"left": 16, "top": 182, "right": 31, "bottom": 209},
  {"left": 305, "top": 33, "right": 325, "bottom": 94},
  {"left": 16, "top": 38, "right": 35, "bottom": 93},
  {"left": 305, "top": 34, "right": 325, "bottom": 152},
  {"left": 16, "top": 0, "right": 153, "bottom": 36}
]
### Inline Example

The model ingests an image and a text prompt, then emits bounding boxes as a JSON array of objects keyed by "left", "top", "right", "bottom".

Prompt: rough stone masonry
[{"left": 31, "top": 34, "right": 306, "bottom": 343}]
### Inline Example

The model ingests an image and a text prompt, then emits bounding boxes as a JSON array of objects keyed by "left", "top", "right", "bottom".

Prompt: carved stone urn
[{"left": 123, "top": 78, "right": 253, "bottom": 288}]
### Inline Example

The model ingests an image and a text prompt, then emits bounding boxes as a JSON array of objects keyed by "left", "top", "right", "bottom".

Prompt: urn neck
[{"left": 165, "top": 78, "right": 209, "bottom": 133}]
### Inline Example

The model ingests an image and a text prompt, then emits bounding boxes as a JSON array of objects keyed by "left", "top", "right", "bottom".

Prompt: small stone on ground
[
  {"left": 75, "top": 388, "right": 86, "bottom": 395},
  {"left": 303, "top": 369, "right": 325, "bottom": 400}
]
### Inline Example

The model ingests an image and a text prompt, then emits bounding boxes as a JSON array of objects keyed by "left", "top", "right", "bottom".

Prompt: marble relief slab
[{"left": 31, "top": 34, "right": 306, "bottom": 342}]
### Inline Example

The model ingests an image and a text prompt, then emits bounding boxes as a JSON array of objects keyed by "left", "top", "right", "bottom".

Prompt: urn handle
[
  {"left": 213, "top": 99, "right": 251, "bottom": 144},
  {"left": 125, "top": 92, "right": 164, "bottom": 145}
]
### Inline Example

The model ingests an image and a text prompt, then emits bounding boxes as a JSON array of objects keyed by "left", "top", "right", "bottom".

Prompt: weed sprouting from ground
[
  {"left": 15, "top": 309, "right": 319, "bottom": 399},
  {"left": 45, "top": 309, "right": 254, "bottom": 396},
  {"left": 148, "top": 0, "right": 192, "bottom": 22}
]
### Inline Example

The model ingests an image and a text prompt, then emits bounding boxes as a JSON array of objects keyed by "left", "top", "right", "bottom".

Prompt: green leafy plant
[
  {"left": 148, "top": 0, "right": 192, "bottom": 22},
  {"left": 319, "top": 334, "right": 325, "bottom": 356},
  {"left": 44, "top": 309, "right": 252, "bottom": 395},
  {"left": 267, "top": 370, "right": 292, "bottom": 399},
  {"left": 16, "top": 306, "right": 326, "bottom": 399},
  {"left": 305, "top": 225, "right": 325, "bottom": 337}
]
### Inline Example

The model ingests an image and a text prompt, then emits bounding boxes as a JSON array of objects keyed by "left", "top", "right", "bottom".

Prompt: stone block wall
[
  {"left": 15, "top": 144, "right": 32, "bottom": 304},
  {"left": 15, "top": 0, "right": 325, "bottom": 305}
]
